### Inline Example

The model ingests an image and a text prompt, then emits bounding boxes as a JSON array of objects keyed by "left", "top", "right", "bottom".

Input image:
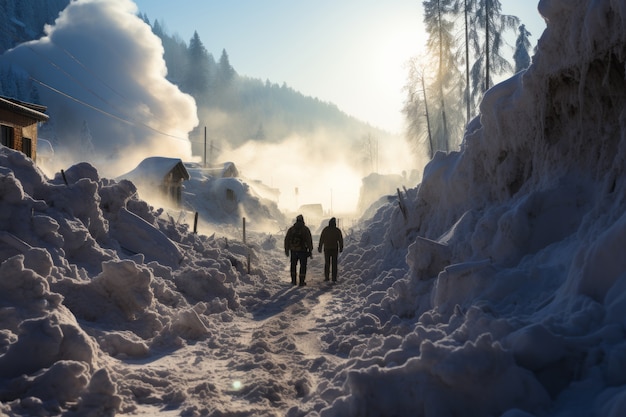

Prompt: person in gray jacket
[{"left": 318, "top": 217, "right": 344, "bottom": 282}]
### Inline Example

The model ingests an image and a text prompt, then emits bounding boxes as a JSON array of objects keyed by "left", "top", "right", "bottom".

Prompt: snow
[
  {"left": 118, "top": 157, "right": 190, "bottom": 188},
  {"left": 2, "top": 0, "right": 626, "bottom": 416}
]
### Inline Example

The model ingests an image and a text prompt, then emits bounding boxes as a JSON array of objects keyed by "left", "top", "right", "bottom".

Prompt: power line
[
  {"left": 53, "top": 42, "right": 131, "bottom": 104},
  {"left": 30, "top": 76, "right": 194, "bottom": 143},
  {"left": 25, "top": 45, "right": 119, "bottom": 115},
  {"left": 1, "top": 26, "right": 206, "bottom": 146}
]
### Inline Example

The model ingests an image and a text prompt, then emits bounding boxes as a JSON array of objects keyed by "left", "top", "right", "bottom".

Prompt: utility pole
[{"left": 203, "top": 126, "right": 207, "bottom": 168}]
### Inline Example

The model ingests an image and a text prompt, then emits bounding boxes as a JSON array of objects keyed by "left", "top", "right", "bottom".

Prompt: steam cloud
[
  {"left": 217, "top": 129, "right": 415, "bottom": 214},
  {"left": 4, "top": 0, "right": 198, "bottom": 178}
]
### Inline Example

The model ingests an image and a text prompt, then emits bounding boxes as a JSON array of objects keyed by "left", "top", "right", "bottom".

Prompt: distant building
[
  {"left": 357, "top": 172, "right": 406, "bottom": 213},
  {"left": 184, "top": 161, "right": 239, "bottom": 178},
  {"left": 0, "top": 96, "right": 49, "bottom": 161},
  {"left": 119, "top": 157, "right": 190, "bottom": 206},
  {"left": 299, "top": 203, "right": 324, "bottom": 219}
]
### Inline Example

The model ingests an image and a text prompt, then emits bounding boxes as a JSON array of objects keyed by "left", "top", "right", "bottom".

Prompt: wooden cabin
[
  {"left": 0, "top": 96, "right": 49, "bottom": 161},
  {"left": 119, "top": 157, "right": 190, "bottom": 206}
]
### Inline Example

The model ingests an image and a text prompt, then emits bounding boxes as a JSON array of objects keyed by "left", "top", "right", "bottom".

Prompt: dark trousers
[
  {"left": 324, "top": 249, "right": 339, "bottom": 281},
  {"left": 290, "top": 251, "right": 309, "bottom": 283}
]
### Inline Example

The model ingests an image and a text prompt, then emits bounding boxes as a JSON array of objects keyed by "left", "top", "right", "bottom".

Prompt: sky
[
  {"left": 132, "top": 1, "right": 546, "bottom": 134},
  {"left": 4, "top": 1, "right": 626, "bottom": 416}
]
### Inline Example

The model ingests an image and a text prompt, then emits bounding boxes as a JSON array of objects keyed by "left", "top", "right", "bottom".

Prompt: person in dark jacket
[
  {"left": 284, "top": 214, "right": 313, "bottom": 286},
  {"left": 318, "top": 217, "right": 344, "bottom": 282}
]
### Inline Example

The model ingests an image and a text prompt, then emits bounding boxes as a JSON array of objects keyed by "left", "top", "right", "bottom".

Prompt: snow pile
[
  {"left": 316, "top": 0, "right": 626, "bottom": 415},
  {"left": 0, "top": 148, "right": 262, "bottom": 415},
  {"left": 183, "top": 163, "right": 287, "bottom": 232}
]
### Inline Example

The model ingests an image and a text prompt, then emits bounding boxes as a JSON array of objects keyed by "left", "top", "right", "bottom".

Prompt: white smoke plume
[
  {"left": 3, "top": 0, "right": 198, "bottom": 178},
  {"left": 216, "top": 129, "right": 416, "bottom": 215}
]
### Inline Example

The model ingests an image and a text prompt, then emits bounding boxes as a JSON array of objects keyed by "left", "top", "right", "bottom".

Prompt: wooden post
[
  {"left": 243, "top": 217, "right": 250, "bottom": 273},
  {"left": 397, "top": 188, "right": 408, "bottom": 222},
  {"left": 193, "top": 212, "right": 198, "bottom": 234}
]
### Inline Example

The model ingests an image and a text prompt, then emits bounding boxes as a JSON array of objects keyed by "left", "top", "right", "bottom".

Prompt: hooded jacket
[{"left": 318, "top": 217, "right": 343, "bottom": 252}]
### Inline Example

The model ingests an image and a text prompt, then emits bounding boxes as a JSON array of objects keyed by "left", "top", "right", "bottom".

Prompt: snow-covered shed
[
  {"left": 118, "top": 157, "right": 190, "bottom": 206},
  {"left": 200, "top": 161, "right": 239, "bottom": 178},
  {"left": 0, "top": 95, "right": 48, "bottom": 161}
]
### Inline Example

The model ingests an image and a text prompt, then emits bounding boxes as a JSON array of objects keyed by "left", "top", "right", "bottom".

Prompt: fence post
[
  {"left": 397, "top": 188, "right": 407, "bottom": 222},
  {"left": 243, "top": 217, "right": 250, "bottom": 273}
]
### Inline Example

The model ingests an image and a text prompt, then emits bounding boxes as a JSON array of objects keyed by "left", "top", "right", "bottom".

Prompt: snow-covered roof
[
  {"left": 118, "top": 157, "right": 190, "bottom": 187},
  {"left": 0, "top": 95, "right": 49, "bottom": 122},
  {"left": 184, "top": 161, "right": 238, "bottom": 179}
]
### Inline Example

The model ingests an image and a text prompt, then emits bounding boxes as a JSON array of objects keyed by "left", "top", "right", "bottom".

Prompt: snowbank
[
  {"left": 318, "top": 0, "right": 626, "bottom": 415},
  {"left": 0, "top": 148, "right": 257, "bottom": 415}
]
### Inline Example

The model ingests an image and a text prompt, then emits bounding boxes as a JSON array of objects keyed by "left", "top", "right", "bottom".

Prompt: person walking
[
  {"left": 318, "top": 217, "right": 344, "bottom": 283},
  {"left": 284, "top": 214, "right": 313, "bottom": 286}
]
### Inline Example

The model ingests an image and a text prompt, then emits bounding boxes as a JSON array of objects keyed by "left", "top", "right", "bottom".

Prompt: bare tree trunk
[
  {"left": 437, "top": 0, "right": 449, "bottom": 151},
  {"left": 421, "top": 75, "right": 434, "bottom": 159},
  {"left": 464, "top": 0, "right": 470, "bottom": 122},
  {"left": 485, "top": 0, "right": 490, "bottom": 91}
]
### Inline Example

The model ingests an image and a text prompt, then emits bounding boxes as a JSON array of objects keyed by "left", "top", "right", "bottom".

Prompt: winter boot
[
  {"left": 291, "top": 274, "right": 297, "bottom": 285},
  {"left": 299, "top": 275, "right": 306, "bottom": 286}
]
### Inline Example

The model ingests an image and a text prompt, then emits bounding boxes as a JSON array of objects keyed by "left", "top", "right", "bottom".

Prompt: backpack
[{"left": 290, "top": 227, "right": 303, "bottom": 250}]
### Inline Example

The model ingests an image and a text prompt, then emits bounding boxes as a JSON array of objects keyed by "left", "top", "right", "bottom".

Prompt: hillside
[
  {"left": 0, "top": 0, "right": 69, "bottom": 54},
  {"left": 142, "top": 14, "right": 397, "bottom": 164}
]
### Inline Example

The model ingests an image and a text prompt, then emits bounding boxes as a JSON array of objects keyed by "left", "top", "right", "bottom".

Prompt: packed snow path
[{"left": 120, "top": 249, "right": 350, "bottom": 416}]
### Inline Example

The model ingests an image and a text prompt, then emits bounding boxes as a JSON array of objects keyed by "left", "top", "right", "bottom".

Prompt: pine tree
[
  {"left": 469, "top": 0, "right": 519, "bottom": 95},
  {"left": 459, "top": 0, "right": 477, "bottom": 123},
  {"left": 421, "top": 0, "right": 464, "bottom": 153},
  {"left": 358, "top": 132, "right": 378, "bottom": 174},
  {"left": 513, "top": 24, "right": 532, "bottom": 73},
  {"left": 403, "top": 58, "right": 434, "bottom": 158},
  {"left": 0, "top": 66, "right": 18, "bottom": 98},
  {"left": 79, "top": 120, "right": 96, "bottom": 160},
  {"left": 182, "top": 31, "right": 213, "bottom": 103},
  {"left": 217, "top": 49, "right": 236, "bottom": 86}
]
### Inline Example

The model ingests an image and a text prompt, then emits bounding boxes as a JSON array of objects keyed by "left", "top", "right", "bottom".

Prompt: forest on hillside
[
  {"left": 139, "top": 14, "right": 391, "bottom": 164},
  {"left": 0, "top": 0, "right": 70, "bottom": 54}
]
